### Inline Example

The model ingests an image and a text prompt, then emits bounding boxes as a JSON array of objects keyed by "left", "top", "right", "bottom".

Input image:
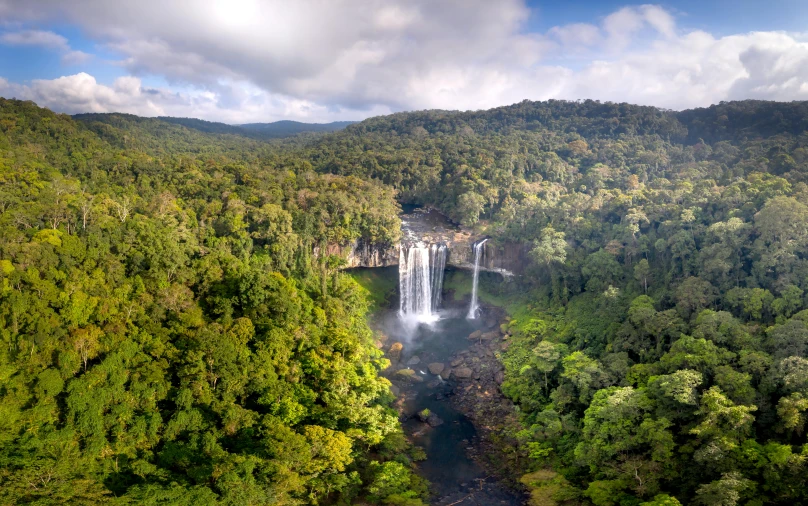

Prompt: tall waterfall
[
  {"left": 399, "top": 242, "right": 447, "bottom": 323},
  {"left": 466, "top": 238, "right": 488, "bottom": 319}
]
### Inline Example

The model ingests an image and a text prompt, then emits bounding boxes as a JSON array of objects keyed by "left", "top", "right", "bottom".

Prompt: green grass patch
[{"left": 348, "top": 267, "right": 398, "bottom": 312}]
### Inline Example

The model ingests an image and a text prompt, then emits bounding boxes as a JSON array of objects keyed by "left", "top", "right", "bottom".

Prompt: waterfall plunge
[
  {"left": 467, "top": 238, "right": 488, "bottom": 319},
  {"left": 399, "top": 243, "right": 447, "bottom": 323}
]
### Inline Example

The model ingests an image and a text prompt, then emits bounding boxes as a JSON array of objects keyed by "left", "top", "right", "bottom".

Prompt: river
[{"left": 368, "top": 265, "right": 527, "bottom": 505}]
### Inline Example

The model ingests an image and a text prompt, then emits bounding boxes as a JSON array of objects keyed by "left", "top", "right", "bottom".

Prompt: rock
[
  {"left": 499, "top": 323, "right": 509, "bottom": 334},
  {"left": 427, "top": 413, "right": 444, "bottom": 427},
  {"left": 389, "top": 384, "right": 401, "bottom": 396},
  {"left": 406, "top": 356, "right": 421, "bottom": 366},
  {"left": 495, "top": 371, "right": 505, "bottom": 384},
  {"left": 450, "top": 357, "right": 465, "bottom": 367},
  {"left": 427, "top": 379, "right": 443, "bottom": 389},
  {"left": 468, "top": 330, "right": 482, "bottom": 340},
  {"left": 428, "top": 362, "right": 445, "bottom": 375},
  {"left": 394, "top": 369, "right": 423, "bottom": 382},
  {"left": 388, "top": 342, "right": 404, "bottom": 362},
  {"left": 480, "top": 330, "right": 499, "bottom": 341},
  {"left": 417, "top": 408, "right": 431, "bottom": 423},
  {"left": 454, "top": 367, "right": 473, "bottom": 379}
]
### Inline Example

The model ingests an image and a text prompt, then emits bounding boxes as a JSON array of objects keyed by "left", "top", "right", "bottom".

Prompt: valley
[{"left": 3, "top": 97, "right": 808, "bottom": 505}]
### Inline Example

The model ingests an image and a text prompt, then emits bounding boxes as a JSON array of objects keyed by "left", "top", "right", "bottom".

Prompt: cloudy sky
[{"left": 1, "top": 0, "right": 807, "bottom": 123}]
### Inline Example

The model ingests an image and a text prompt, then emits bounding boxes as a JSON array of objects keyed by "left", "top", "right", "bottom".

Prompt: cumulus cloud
[
  {"left": 1, "top": 29, "right": 69, "bottom": 49},
  {"left": 0, "top": 1, "right": 807, "bottom": 121},
  {"left": 0, "top": 72, "right": 391, "bottom": 123},
  {"left": 0, "top": 28, "right": 93, "bottom": 65}
]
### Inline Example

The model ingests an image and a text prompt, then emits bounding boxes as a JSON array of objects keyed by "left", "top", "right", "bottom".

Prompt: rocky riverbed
[{"left": 379, "top": 307, "right": 528, "bottom": 505}]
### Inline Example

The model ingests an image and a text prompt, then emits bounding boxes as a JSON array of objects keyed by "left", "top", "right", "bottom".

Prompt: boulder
[
  {"left": 480, "top": 330, "right": 499, "bottom": 341},
  {"left": 454, "top": 367, "right": 473, "bottom": 379},
  {"left": 388, "top": 342, "right": 404, "bottom": 362},
  {"left": 450, "top": 357, "right": 465, "bottom": 367},
  {"left": 389, "top": 383, "right": 401, "bottom": 396},
  {"left": 394, "top": 368, "right": 423, "bottom": 382},
  {"left": 468, "top": 330, "right": 482, "bottom": 340},
  {"left": 495, "top": 371, "right": 505, "bottom": 384},
  {"left": 428, "top": 362, "right": 445, "bottom": 375},
  {"left": 406, "top": 355, "right": 421, "bottom": 366},
  {"left": 427, "top": 413, "right": 444, "bottom": 427}
]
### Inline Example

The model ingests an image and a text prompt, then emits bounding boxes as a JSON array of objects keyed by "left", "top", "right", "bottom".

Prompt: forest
[{"left": 3, "top": 96, "right": 808, "bottom": 505}]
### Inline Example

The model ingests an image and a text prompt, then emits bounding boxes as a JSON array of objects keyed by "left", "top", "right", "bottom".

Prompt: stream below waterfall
[
  {"left": 357, "top": 208, "right": 525, "bottom": 506},
  {"left": 356, "top": 207, "right": 526, "bottom": 504},
  {"left": 378, "top": 299, "right": 526, "bottom": 505}
]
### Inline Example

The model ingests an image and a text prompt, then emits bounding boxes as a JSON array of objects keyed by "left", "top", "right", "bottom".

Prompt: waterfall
[
  {"left": 466, "top": 238, "right": 488, "bottom": 319},
  {"left": 430, "top": 244, "right": 447, "bottom": 309},
  {"left": 399, "top": 242, "right": 447, "bottom": 323}
]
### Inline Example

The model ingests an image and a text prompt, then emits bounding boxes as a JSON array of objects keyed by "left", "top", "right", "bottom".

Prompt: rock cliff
[{"left": 326, "top": 208, "right": 531, "bottom": 274}]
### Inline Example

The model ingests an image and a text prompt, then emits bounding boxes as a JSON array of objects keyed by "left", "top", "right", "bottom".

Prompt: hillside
[
  {"left": 0, "top": 98, "right": 421, "bottom": 505},
  {"left": 4, "top": 96, "right": 808, "bottom": 505},
  {"left": 299, "top": 98, "right": 808, "bottom": 505}
]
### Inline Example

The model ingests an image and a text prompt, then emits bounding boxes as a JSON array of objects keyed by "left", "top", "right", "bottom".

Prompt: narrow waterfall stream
[{"left": 466, "top": 238, "right": 488, "bottom": 319}]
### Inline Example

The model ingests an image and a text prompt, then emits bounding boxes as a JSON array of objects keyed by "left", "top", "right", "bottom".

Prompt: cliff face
[
  {"left": 318, "top": 239, "right": 398, "bottom": 268},
  {"left": 346, "top": 238, "right": 399, "bottom": 267},
  {"left": 335, "top": 235, "right": 530, "bottom": 275},
  {"left": 328, "top": 209, "right": 532, "bottom": 274},
  {"left": 477, "top": 240, "right": 532, "bottom": 276}
]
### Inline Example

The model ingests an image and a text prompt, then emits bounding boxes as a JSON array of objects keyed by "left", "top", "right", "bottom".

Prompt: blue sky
[
  {"left": 526, "top": 0, "right": 808, "bottom": 34},
  {"left": 1, "top": 0, "right": 807, "bottom": 123}
]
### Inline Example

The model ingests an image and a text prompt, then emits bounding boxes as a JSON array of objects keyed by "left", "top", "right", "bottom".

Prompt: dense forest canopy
[
  {"left": 3, "top": 96, "right": 808, "bottom": 505},
  {"left": 0, "top": 98, "right": 421, "bottom": 505}
]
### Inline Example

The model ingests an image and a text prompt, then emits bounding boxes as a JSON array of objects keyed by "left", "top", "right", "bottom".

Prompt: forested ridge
[
  {"left": 0, "top": 98, "right": 422, "bottom": 505},
  {"left": 4, "top": 95, "right": 808, "bottom": 505},
  {"left": 291, "top": 99, "right": 808, "bottom": 505}
]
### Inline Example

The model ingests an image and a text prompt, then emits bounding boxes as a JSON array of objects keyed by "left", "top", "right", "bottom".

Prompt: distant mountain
[
  {"left": 156, "top": 116, "right": 247, "bottom": 136},
  {"left": 239, "top": 120, "right": 355, "bottom": 137},
  {"left": 156, "top": 116, "right": 354, "bottom": 139}
]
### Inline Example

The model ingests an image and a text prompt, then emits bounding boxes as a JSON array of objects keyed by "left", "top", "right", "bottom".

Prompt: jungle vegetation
[{"left": 4, "top": 96, "right": 808, "bottom": 505}]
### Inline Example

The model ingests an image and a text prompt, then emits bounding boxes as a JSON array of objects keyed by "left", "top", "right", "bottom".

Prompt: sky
[{"left": 0, "top": 0, "right": 807, "bottom": 124}]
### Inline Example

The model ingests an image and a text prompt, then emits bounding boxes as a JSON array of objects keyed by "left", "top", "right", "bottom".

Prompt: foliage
[{"left": 0, "top": 98, "right": 414, "bottom": 505}]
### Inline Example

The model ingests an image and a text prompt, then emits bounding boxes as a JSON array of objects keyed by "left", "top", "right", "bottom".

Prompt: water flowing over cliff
[
  {"left": 398, "top": 243, "right": 447, "bottom": 322},
  {"left": 467, "top": 238, "right": 488, "bottom": 319}
]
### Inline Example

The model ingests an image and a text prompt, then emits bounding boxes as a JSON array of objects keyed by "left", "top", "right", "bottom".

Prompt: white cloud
[
  {"left": 0, "top": 72, "right": 391, "bottom": 123},
  {"left": 61, "top": 50, "right": 92, "bottom": 65},
  {"left": 549, "top": 23, "right": 602, "bottom": 49},
  {"left": 0, "top": 1, "right": 807, "bottom": 122},
  {"left": 0, "top": 28, "right": 94, "bottom": 66},
  {"left": 1, "top": 29, "right": 69, "bottom": 49}
]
